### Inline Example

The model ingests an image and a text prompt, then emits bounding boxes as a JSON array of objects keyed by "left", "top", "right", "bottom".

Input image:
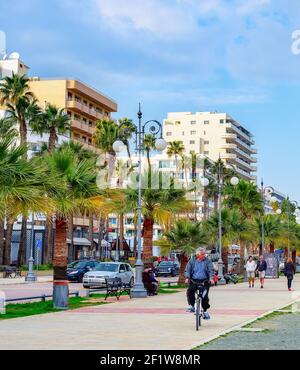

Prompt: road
[{"left": 0, "top": 276, "right": 178, "bottom": 301}]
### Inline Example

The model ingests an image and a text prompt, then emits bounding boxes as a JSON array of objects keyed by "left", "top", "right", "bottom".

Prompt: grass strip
[{"left": 0, "top": 296, "right": 108, "bottom": 321}]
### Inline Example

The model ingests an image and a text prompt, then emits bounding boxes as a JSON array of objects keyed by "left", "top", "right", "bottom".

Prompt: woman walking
[
  {"left": 246, "top": 256, "right": 257, "bottom": 288},
  {"left": 284, "top": 257, "right": 296, "bottom": 291}
]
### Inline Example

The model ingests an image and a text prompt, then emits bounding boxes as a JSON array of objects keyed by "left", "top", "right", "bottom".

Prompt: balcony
[
  {"left": 234, "top": 147, "right": 257, "bottom": 163},
  {"left": 71, "top": 119, "right": 95, "bottom": 135},
  {"left": 67, "top": 100, "right": 104, "bottom": 120},
  {"left": 222, "top": 133, "right": 237, "bottom": 140},
  {"left": 222, "top": 143, "right": 237, "bottom": 150},
  {"left": 225, "top": 123, "right": 254, "bottom": 144},
  {"left": 236, "top": 137, "right": 252, "bottom": 152},
  {"left": 220, "top": 153, "right": 237, "bottom": 160},
  {"left": 235, "top": 167, "right": 254, "bottom": 181},
  {"left": 236, "top": 157, "right": 252, "bottom": 170}
]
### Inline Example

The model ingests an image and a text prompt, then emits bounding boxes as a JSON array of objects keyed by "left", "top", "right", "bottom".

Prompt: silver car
[{"left": 83, "top": 262, "right": 134, "bottom": 289}]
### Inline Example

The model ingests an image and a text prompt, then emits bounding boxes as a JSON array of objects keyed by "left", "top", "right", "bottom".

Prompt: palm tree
[
  {"left": 167, "top": 141, "right": 185, "bottom": 176},
  {"left": 118, "top": 118, "right": 135, "bottom": 159},
  {"left": 44, "top": 147, "right": 100, "bottom": 309},
  {"left": 31, "top": 104, "right": 70, "bottom": 152},
  {"left": 0, "top": 74, "right": 42, "bottom": 267},
  {"left": 223, "top": 179, "right": 263, "bottom": 269},
  {"left": 143, "top": 134, "right": 156, "bottom": 172},
  {"left": 0, "top": 73, "right": 36, "bottom": 151},
  {"left": 126, "top": 172, "right": 193, "bottom": 267},
  {"left": 0, "top": 132, "right": 54, "bottom": 264},
  {"left": 93, "top": 119, "right": 119, "bottom": 186},
  {"left": 250, "top": 215, "right": 283, "bottom": 253},
  {"left": 157, "top": 219, "right": 208, "bottom": 284},
  {"left": 205, "top": 209, "right": 250, "bottom": 272}
]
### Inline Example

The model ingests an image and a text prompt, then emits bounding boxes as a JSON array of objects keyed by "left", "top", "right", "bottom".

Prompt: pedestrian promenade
[{"left": 0, "top": 276, "right": 299, "bottom": 350}]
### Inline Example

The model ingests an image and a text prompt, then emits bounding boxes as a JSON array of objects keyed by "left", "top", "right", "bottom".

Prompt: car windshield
[
  {"left": 95, "top": 263, "right": 118, "bottom": 272},
  {"left": 159, "top": 262, "right": 173, "bottom": 266},
  {"left": 68, "top": 261, "right": 87, "bottom": 269}
]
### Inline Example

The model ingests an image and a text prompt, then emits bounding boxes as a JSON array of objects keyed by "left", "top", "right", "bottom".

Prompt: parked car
[
  {"left": 83, "top": 262, "right": 134, "bottom": 289},
  {"left": 67, "top": 260, "right": 99, "bottom": 283},
  {"left": 156, "top": 261, "right": 179, "bottom": 277}
]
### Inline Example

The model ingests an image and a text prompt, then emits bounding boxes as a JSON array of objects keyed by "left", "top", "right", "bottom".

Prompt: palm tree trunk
[
  {"left": 53, "top": 217, "right": 69, "bottom": 310},
  {"left": 203, "top": 189, "right": 209, "bottom": 220},
  {"left": 142, "top": 217, "right": 154, "bottom": 267},
  {"left": 119, "top": 213, "right": 124, "bottom": 256},
  {"left": 222, "top": 246, "right": 229, "bottom": 274},
  {"left": 269, "top": 242, "right": 275, "bottom": 253},
  {"left": 0, "top": 219, "right": 4, "bottom": 264},
  {"left": 67, "top": 215, "right": 74, "bottom": 263},
  {"left": 3, "top": 221, "right": 13, "bottom": 265},
  {"left": 214, "top": 193, "right": 218, "bottom": 212},
  {"left": 43, "top": 217, "right": 53, "bottom": 264},
  {"left": 178, "top": 253, "right": 189, "bottom": 285},
  {"left": 48, "top": 128, "right": 57, "bottom": 152},
  {"left": 239, "top": 240, "right": 245, "bottom": 276},
  {"left": 17, "top": 217, "right": 27, "bottom": 267},
  {"left": 292, "top": 250, "right": 296, "bottom": 265},
  {"left": 97, "top": 216, "right": 105, "bottom": 259},
  {"left": 88, "top": 213, "right": 94, "bottom": 257}
]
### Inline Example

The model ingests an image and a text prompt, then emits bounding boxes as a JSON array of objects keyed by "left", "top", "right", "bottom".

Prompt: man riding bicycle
[{"left": 185, "top": 247, "right": 214, "bottom": 320}]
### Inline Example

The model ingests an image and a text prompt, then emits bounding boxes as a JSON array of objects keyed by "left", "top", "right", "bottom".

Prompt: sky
[{"left": 1, "top": 0, "right": 300, "bottom": 200}]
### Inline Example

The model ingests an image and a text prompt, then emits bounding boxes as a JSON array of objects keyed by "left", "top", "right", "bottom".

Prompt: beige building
[
  {"left": 163, "top": 111, "right": 257, "bottom": 182},
  {"left": 29, "top": 78, "right": 117, "bottom": 152}
]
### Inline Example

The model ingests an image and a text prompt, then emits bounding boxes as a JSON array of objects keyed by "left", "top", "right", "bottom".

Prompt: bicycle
[{"left": 191, "top": 279, "right": 209, "bottom": 331}]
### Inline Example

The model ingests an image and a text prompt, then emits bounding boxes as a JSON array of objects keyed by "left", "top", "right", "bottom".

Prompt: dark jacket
[
  {"left": 284, "top": 262, "right": 296, "bottom": 277},
  {"left": 185, "top": 256, "right": 214, "bottom": 281},
  {"left": 256, "top": 260, "right": 267, "bottom": 272}
]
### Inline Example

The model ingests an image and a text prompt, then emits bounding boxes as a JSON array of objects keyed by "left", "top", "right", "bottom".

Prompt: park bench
[
  {"left": 104, "top": 277, "right": 132, "bottom": 300},
  {"left": 2, "top": 266, "right": 22, "bottom": 279}
]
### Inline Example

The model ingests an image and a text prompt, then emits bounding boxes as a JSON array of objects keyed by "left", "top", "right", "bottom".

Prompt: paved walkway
[
  {"left": 0, "top": 276, "right": 52, "bottom": 285},
  {"left": 1, "top": 276, "right": 299, "bottom": 350}
]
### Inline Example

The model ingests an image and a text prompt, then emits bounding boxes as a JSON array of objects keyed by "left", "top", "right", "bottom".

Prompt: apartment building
[{"left": 163, "top": 112, "right": 257, "bottom": 182}]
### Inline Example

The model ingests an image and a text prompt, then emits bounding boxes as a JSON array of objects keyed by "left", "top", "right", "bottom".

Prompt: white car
[{"left": 83, "top": 262, "right": 134, "bottom": 289}]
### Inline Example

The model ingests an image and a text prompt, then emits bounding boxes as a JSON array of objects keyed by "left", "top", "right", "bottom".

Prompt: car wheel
[
  {"left": 130, "top": 277, "right": 134, "bottom": 287},
  {"left": 83, "top": 285, "right": 90, "bottom": 289}
]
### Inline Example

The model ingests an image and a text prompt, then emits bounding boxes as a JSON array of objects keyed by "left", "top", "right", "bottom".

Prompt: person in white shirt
[{"left": 246, "top": 256, "right": 257, "bottom": 288}]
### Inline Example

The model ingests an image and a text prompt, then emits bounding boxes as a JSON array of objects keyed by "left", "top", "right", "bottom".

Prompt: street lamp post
[
  {"left": 202, "top": 160, "right": 239, "bottom": 285},
  {"left": 260, "top": 180, "right": 275, "bottom": 255},
  {"left": 113, "top": 104, "right": 167, "bottom": 298},
  {"left": 25, "top": 212, "right": 37, "bottom": 282}
]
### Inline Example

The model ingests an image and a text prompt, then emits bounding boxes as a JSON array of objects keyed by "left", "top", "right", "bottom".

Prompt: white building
[{"left": 163, "top": 111, "right": 257, "bottom": 183}]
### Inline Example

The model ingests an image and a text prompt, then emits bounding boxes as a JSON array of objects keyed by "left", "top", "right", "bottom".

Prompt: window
[
  {"left": 190, "top": 131, "right": 196, "bottom": 135},
  {"left": 204, "top": 140, "right": 209, "bottom": 144},
  {"left": 204, "top": 151, "right": 209, "bottom": 155},
  {"left": 182, "top": 132, "right": 185, "bottom": 136},
  {"left": 204, "top": 120, "right": 209, "bottom": 125},
  {"left": 220, "top": 119, "right": 225, "bottom": 124},
  {"left": 203, "top": 131, "right": 206, "bottom": 135},
  {"left": 191, "top": 120, "right": 196, "bottom": 125},
  {"left": 166, "top": 132, "right": 172, "bottom": 137},
  {"left": 175, "top": 121, "right": 181, "bottom": 125},
  {"left": 190, "top": 140, "right": 195, "bottom": 144}
]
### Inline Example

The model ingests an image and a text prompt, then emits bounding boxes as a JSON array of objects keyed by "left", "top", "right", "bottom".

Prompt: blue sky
[{"left": 1, "top": 0, "right": 300, "bottom": 200}]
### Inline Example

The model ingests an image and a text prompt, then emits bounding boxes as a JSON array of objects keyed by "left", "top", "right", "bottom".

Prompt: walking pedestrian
[
  {"left": 284, "top": 257, "right": 296, "bottom": 291},
  {"left": 246, "top": 256, "right": 257, "bottom": 288},
  {"left": 256, "top": 255, "right": 267, "bottom": 289}
]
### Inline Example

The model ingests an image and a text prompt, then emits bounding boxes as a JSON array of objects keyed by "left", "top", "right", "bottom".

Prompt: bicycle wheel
[{"left": 196, "top": 297, "right": 201, "bottom": 331}]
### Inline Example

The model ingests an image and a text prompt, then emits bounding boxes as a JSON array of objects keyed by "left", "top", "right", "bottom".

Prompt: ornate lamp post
[
  {"left": 113, "top": 104, "right": 167, "bottom": 298},
  {"left": 202, "top": 160, "right": 239, "bottom": 284},
  {"left": 25, "top": 213, "right": 37, "bottom": 282},
  {"left": 260, "top": 180, "right": 275, "bottom": 255}
]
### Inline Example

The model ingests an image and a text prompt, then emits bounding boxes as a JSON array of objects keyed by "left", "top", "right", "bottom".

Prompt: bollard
[
  {"left": 41, "top": 294, "right": 46, "bottom": 302},
  {"left": 85, "top": 289, "right": 90, "bottom": 298}
]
